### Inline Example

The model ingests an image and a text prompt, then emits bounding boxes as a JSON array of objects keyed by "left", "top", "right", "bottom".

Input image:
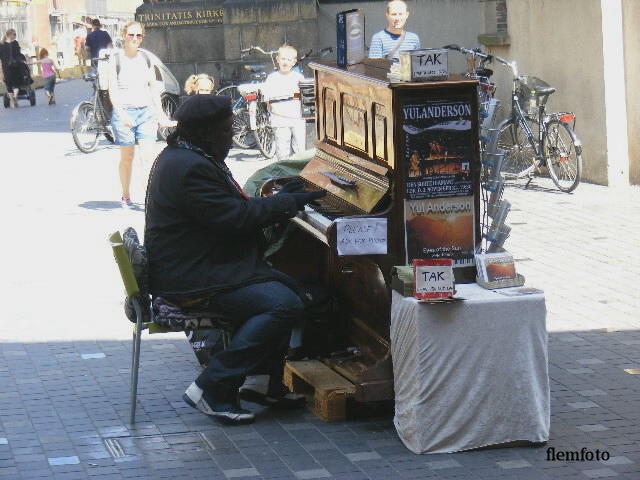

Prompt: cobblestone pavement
[{"left": 0, "top": 80, "right": 638, "bottom": 479}]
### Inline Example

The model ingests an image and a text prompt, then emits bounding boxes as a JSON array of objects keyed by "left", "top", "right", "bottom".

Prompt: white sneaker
[{"left": 183, "top": 382, "right": 255, "bottom": 425}]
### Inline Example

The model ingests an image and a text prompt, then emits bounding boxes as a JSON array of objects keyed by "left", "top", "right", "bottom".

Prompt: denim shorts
[
  {"left": 43, "top": 75, "right": 56, "bottom": 94},
  {"left": 111, "top": 106, "right": 157, "bottom": 146}
]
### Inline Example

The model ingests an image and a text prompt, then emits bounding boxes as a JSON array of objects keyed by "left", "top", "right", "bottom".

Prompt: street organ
[{"left": 263, "top": 59, "right": 481, "bottom": 401}]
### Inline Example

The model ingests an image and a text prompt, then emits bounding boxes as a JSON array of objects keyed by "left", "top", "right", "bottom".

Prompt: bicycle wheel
[
  {"left": 71, "top": 101, "right": 100, "bottom": 153},
  {"left": 215, "top": 85, "right": 242, "bottom": 106},
  {"left": 232, "top": 108, "right": 256, "bottom": 149},
  {"left": 497, "top": 117, "right": 539, "bottom": 177},
  {"left": 254, "top": 103, "right": 276, "bottom": 159},
  {"left": 157, "top": 93, "right": 179, "bottom": 141},
  {"left": 545, "top": 119, "right": 582, "bottom": 192}
]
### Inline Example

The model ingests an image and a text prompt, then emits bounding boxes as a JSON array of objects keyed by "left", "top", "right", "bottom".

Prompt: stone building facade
[
  {"left": 136, "top": 0, "right": 317, "bottom": 89},
  {"left": 136, "top": 0, "right": 637, "bottom": 187}
]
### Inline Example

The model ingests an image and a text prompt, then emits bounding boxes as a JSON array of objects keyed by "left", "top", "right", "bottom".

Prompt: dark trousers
[{"left": 195, "top": 281, "right": 303, "bottom": 401}]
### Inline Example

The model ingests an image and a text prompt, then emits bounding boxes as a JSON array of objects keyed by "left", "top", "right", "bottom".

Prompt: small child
[
  {"left": 264, "top": 45, "right": 305, "bottom": 160},
  {"left": 184, "top": 73, "right": 215, "bottom": 96},
  {"left": 37, "top": 48, "right": 58, "bottom": 105}
]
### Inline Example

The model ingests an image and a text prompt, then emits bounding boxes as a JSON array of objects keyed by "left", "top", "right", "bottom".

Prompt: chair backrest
[{"left": 109, "top": 231, "right": 140, "bottom": 297}]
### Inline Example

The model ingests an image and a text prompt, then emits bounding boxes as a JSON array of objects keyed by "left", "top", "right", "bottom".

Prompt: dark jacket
[
  {"left": 85, "top": 29, "right": 112, "bottom": 59},
  {"left": 145, "top": 146, "right": 299, "bottom": 297}
]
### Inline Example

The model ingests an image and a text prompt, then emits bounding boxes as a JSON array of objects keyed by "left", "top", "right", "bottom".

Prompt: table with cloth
[{"left": 391, "top": 283, "right": 549, "bottom": 454}]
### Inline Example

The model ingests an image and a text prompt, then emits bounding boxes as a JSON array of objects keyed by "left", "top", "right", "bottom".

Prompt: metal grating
[{"left": 103, "top": 432, "right": 214, "bottom": 459}]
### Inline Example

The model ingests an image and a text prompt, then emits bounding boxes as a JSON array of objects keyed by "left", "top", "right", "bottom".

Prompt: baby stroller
[{"left": 3, "top": 58, "right": 35, "bottom": 108}]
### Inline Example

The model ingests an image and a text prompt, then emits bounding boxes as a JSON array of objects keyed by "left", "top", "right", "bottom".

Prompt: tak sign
[
  {"left": 416, "top": 52, "right": 443, "bottom": 67},
  {"left": 409, "top": 48, "right": 448, "bottom": 80}
]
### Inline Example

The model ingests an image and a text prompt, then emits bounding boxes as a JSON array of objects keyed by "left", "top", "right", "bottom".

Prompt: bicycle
[
  {"left": 215, "top": 46, "right": 281, "bottom": 157},
  {"left": 215, "top": 46, "right": 329, "bottom": 155},
  {"left": 70, "top": 60, "right": 114, "bottom": 153},
  {"left": 214, "top": 51, "right": 272, "bottom": 151},
  {"left": 491, "top": 54, "right": 582, "bottom": 192},
  {"left": 442, "top": 44, "right": 499, "bottom": 133}
]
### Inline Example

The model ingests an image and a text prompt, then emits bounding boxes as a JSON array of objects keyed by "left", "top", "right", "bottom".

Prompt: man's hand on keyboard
[
  {"left": 290, "top": 190, "right": 327, "bottom": 210},
  {"left": 277, "top": 179, "right": 305, "bottom": 194}
]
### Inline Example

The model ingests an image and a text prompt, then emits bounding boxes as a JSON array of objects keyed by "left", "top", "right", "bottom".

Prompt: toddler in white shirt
[{"left": 264, "top": 45, "right": 306, "bottom": 160}]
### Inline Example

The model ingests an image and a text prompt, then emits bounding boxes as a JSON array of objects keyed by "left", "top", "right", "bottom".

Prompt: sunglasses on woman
[{"left": 126, "top": 33, "right": 144, "bottom": 39}]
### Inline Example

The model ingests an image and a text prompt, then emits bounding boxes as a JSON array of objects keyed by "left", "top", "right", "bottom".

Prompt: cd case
[{"left": 337, "top": 9, "right": 365, "bottom": 67}]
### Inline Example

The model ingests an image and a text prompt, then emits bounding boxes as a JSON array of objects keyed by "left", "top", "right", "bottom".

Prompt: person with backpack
[
  {"left": 108, "top": 20, "right": 174, "bottom": 208},
  {"left": 368, "top": 0, "right": 420, "bottom": 62}
]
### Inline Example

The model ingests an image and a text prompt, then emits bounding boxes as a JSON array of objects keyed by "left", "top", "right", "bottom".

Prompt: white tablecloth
[{"left": 391, "top": 284, "right": 549, "bottom": 454}]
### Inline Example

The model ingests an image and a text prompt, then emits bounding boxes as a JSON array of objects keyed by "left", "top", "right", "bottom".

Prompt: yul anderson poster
[{"left": 402, "top": 97, "right": 476, "bottom": 267}]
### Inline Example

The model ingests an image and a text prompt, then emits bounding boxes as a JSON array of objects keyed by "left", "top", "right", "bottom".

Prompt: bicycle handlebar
[
  {"left": 442, "top": 44, "right": 519, "bottom": 78},
  {"left": 240, "top": 46, "right": 278, "bottom": 56}
]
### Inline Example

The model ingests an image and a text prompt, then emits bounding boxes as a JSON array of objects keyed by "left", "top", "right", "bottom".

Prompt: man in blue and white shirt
[{"left": 368, "top": 0, "right": 421, "bottom": 62}]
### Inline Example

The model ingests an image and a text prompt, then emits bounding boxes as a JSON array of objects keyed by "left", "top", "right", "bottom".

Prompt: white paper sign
[
  {"left": 336, "top": 218, "right": 387, "bottom": 256},
  {"left": 411, "top": 48, "right": 448, "bottom": 79},
  {"left": 414, "top": 262, "right": 454, "bottom": 298}
]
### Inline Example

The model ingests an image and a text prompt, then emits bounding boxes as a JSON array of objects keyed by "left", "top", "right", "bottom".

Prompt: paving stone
[
  {"left": 293, "top": 468, "right": 332, "bottom": 479},
  {"left": 581, "top": 467, "right": 620, "bottom": 478},
  {"left": 48, "top": 456, "right": 80, "bottom": 466},
  {"left": 578, "top": 425, "right": 610, "bottom": 432},
  {"left": 495, "top": 459, "right": 533, "bottom": 469},
  {"left": 577, "top": 359, "right": 606, "bottom": 365},
  {"left": 426, "top": 459, "right": 463, "bottom": 469},
  {"left": 568, "top": 401, "right": 601, "bottom": 409},
  {"left": 578, "top": 390, "right": 609, "bottom": 397},
  {"left": 345, "top": 451, "right": 382, "bottom": 462}
]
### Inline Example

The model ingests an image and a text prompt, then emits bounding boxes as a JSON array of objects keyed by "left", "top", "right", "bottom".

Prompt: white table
[{"left": 391, "top": 284, "right": 549, "bottom": 454}]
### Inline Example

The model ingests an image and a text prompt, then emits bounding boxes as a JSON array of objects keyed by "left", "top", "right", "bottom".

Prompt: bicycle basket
[{"left": 517, "top": 76, "right": 552, "bottom": 115}]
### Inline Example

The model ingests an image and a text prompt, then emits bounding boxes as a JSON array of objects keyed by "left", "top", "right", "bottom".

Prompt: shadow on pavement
[
  {"left": 229, "top": 149, "right": 272, "bottom": 162},
  {"left": 78, "top": 200, "right": 144, "bottom": 212},
  {"left": 505, "top": 180, "right": 568, "bottom": 195}
]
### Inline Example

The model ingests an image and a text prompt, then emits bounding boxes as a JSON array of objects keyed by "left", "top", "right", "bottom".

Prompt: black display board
[{"left": 398, "top": 84, "right": 480, "bottom": 280}]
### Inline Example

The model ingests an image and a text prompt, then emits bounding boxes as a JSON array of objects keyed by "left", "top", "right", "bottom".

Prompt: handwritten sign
[
  {"left": 400, "top": 48, "right": 448, "bottom": 81},
  {"left": 413, "top": 258, "right": 454, "bottom": 300},
  {"left": 336, "top": 218, "right": 387, "bottom": 256}
]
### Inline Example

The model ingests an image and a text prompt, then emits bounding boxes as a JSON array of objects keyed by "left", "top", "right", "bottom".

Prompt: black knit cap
[{"left": 173, "top": 94, "right": 232, "bottom": 126}]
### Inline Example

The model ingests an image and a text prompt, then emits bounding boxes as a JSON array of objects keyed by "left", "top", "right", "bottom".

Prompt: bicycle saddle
[
  {"left": 243, "top": 64, "right": 265, "bottom": 73},
  {"left": 475, "top": 67, "right": 493, "bottom": 78},
  {"left": 534, "top": 85, "right": 556, "bottom": 96}
]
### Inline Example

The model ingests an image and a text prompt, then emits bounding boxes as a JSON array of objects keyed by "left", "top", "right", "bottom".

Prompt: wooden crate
[{"left": 283, "top": 360, "right": 356, "bottom": 422}]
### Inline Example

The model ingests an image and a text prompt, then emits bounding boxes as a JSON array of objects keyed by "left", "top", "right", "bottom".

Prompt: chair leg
[
  {"left": 222, "top": 330, "right": 232, "bottom": 350},
  {"left": 130, "top": 298, "right": 144, "bottom": 425}
]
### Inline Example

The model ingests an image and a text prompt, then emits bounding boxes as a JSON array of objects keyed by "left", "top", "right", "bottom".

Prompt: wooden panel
[
  {"left": 341, "top": 93, "right": 368, "bottom": 153},
  {"left": 314, "top": 67, "right": 394, "bottom": 167},
  {"left": 322, "top": 87, "right": 337, "bottom": 141},
  {"left": 373, "top": 102, "right": 388, "bottom": 162}
]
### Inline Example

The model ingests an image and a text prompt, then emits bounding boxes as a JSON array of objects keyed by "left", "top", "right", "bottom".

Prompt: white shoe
[{"left": 183, "top": 382, "right": 255, "bottom": 425}]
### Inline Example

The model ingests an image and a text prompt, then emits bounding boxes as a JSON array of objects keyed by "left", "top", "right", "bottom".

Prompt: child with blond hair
[
  {"left": 263, "top": 44, "right": 305, "bottom": 160},
  {"left": 184, "top": 73, "right": 215, "bottom": 96}
]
